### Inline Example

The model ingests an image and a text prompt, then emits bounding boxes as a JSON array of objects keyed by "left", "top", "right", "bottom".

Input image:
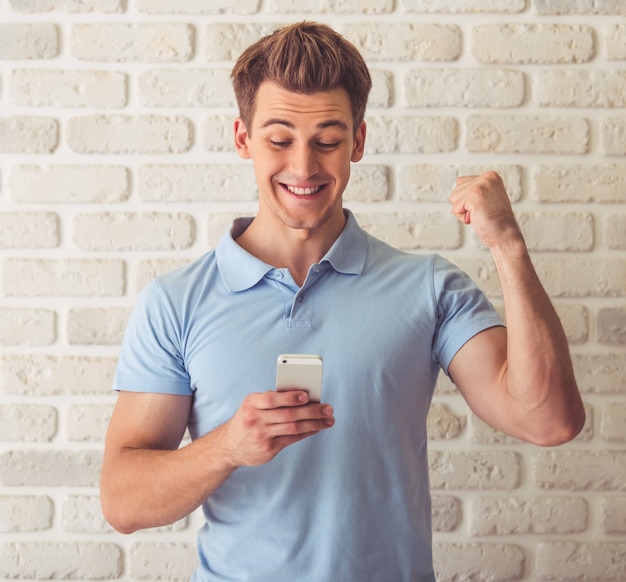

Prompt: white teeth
[{"left": 286, "top": 185, "right": 321, "bottom": 195}]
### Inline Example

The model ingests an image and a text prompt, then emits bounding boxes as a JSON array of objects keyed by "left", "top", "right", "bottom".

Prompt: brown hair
[{"left": 231, "top": 21, "right": 372, "bottom": 133}]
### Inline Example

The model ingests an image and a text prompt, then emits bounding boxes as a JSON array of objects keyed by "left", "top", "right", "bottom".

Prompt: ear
[
  {"left": 351, "top": 121, "right": 366, "bottom": 163},
  {"left": 234, "top": 117, "right": 251, "bottom": 159}
]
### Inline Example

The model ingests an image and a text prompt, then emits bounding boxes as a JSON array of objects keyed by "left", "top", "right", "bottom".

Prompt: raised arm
[
  {"left": 447, "top": 171, "right": 585, "bottom": 446},
  {"left": 100, "top": 390, "right": 334, "bottom": 534}
]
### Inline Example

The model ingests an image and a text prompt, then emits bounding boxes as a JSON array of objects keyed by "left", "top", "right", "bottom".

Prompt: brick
[
  {"left": 600, "top": 403, "right": 626, "bottom": 443},
  {"left": 597, "top": 308, "right": 626, "bottom": 346},
  {"left": 139, "top": 68, "right": 234, "bottom": 107},
  {"left": 61, "top": 495, "right": 113, "bottom": 533},
  {"left": 366, "top": 116, "right": 458, "bottom": 154},
  {"left": 0, "top": 355, "right": 117, "bottom": 396},
  {"left": 67, "top": 115, "right": 192, "bottom": 154},
  {"left": 452, "top": 258, "right": 503, "bottom": 299},
  {"left": 137, "top": 0, "right": 259, "bottom": 12},
  {"left": 467, "top": 115, "right": 589, "bottom": 154},
  {"left": 435, "top": 372, "right": 457, "bottom": 395},
  {"left": 0, "top": 212, "right": 59, "bottom": 249},
  {"left": 601, "top": 497, "right": 626, "bottom": 534},
  {"left": 0, "top": 496, "right": 53, "bottom": 532},
  {"left": 204, "top": 23, "right": 288, "bottom": 61},
  {"left": 429, "top": 451, "right": 520, "bottom": 490},
  {"left": 532, "top": 164, "right": 626, "bottom": 203},
  {"left": 343, "top": 23, "right": 461, "bottom": 62},
  {"left": 0, "top": 404, "right": 57, "bottom": 442},
  {"left": 468, "top": 414, "right": 522, "bottom": 445},
  {"left": 130, "top": 543, "right": 197, "bottom": 580},
  {"left": 431, "top": 495, "right": 460, "bottom": 532},
  {"left": 269, "top": 0, "right": 393, "bottom": 12},
  {"left": 427, "top": 403, "right": 466, "bottom": 440},
  {"left": 73, "top": 212, "right": 195, "bottom": 251},
  {"left": 535, "top": 0, "right": 626, "bottom": 14},
  {"left": 533, "top": 451, "right": 626, "bottom": 491},
  {"left": 605, "top": 214, "right": 626, "bottom": 249},
  {"left": 535, "top": 70, "right": 626, "bottom": 108},
  {"left": 433, "top": 543, "right": 524, "bottom": 581},
  {"left": 71, "top": 23, "right": 194, "bottom": 62},
  {"left": 0, "top": 308, "right": 56, "bottom": 346},
  {"left": 532, "top": 258, "right": 626, "bottom": 297},
  {"left": 2, "top": 259, "right": 125, "bottom": 297},
  {"left": 0, "top": 117, "right": 58, "bottom": 153},
  {"left": 0, "top": 450, "right": 102, "bottom": 487},
  {"left": 469, "top": 496, "right": 587, "bottom": 535},
  {"left": 602, "top": 116, "right": 626, "bottom": 156},
  {"left": 517, "top": 212, "right": 593, "bottom": 252},
  {"left": 10, "top": 165, "right": 130, "bottom": 204},
  {"left": 402, "top": 0, "right": 525, "bottom": 11},
  {"left": 536, "top": 542, "right": 626, "bottom": 581},
  {"left": 0, "top": 542, "right": 122, "bottom": 579},
  {"left": 134, "top": 258, "right": 193, "bottom": 293},
  {"left": 355, "top": 211, "right": 461, "bottom": 250},
  {"left": 573, "top": 353, "right": 626, "bottom": 395},
  {"left": 343, "top": 165, "right": 389, "bottom": 202},
  {"left": 472, "top": 24, "right": 594, "bottom": 64},
  {"left": 9, "top": 0, "right": 124, "bottom": 11},
  {"left": 399, "top": 164, "right": 522, "bottom": 203},
  {"left": 404, "top": 68, "right": 524, "bottom": 108},
  {"left": 139, "top": 164, "right": 257, "bottom": 203},
  {"left": 67, "top": 308, "right": 130, "bottom": 345},
  {"left": 0, "top": 23, "right": 58, "bottom": 59},
  {"left": 202, "top": 114, "right": 238, "bottom": 151},
  {"left": 454, "top": 256, "right": 625, "bottom": 301},
  {"left": 66, "top": 404, "right": 114, "bottom": 442},
  {"left": 207, "top": 213, "right": 253, "bottom": 248},
  {"left": 9, "top": 69, "right": 127, "bottom": 108},
  {"left": 555, "top": 304, "right": 589, "bottom": 345},
  {"left": 607, "top": 24, "right": 626, "bottom": 60},
  {"left": 369, "top": 70, "right": 393, "bottom": 108}
]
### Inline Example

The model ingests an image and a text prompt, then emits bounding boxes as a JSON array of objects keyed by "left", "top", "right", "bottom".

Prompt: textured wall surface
[{"left": 0, "top": 1, "right": 625, "bottom": 581}]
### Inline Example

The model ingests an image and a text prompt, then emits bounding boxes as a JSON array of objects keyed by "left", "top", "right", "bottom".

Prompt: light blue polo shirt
[{"left": 113, "top": 210, "right": 502, "bottom": 582}]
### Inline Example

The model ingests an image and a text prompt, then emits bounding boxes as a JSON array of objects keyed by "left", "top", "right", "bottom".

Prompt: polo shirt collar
[{"left": 216, "top": 210, "right": 367, "bottom": 293}]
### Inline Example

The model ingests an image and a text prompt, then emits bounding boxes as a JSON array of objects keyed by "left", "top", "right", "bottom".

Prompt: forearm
[
  {"left": 101, "top": 424, "right": 235, "bottom": 534},
  {"left": 491, "top": 237, "right": 585, "bottom": 443}
]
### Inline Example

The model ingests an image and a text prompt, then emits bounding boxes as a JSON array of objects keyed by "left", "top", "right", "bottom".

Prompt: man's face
[{"left": 234, "top": 81, "right": 366, "bottom": 237}]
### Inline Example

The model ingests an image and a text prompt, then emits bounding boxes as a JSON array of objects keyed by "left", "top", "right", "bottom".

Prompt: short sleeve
[
  {"left": 113, "top": 279, "right": 192, "bottom": 395},
  {"left": 431, "top": 255, "right": 504, "bottom": 375}
]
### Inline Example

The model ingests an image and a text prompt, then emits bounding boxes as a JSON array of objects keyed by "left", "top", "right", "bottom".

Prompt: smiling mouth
[{"left": 283, "top": 184, "right": 324, "bottom": 196}]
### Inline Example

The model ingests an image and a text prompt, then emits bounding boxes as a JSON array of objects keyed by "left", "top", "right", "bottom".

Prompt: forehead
[{"left": 252, "top": 81, "right": 354, "bottom": 131}]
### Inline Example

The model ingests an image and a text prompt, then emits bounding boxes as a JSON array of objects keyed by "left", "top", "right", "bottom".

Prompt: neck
[{"left": 235, "top": 211, "right": 347, "bottom": 286}]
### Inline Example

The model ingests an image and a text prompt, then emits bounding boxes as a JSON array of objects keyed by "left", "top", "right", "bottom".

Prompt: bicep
[
  {"left": 447, "top": 326, "right": 509, "bottom": 428},
  {"left": 105, "top": 391, "right": 193, "bottom": 453}
]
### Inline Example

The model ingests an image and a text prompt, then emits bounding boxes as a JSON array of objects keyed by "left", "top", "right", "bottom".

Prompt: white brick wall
[{"left": 0, "top": 2, "right": 624, "bottom": 581}]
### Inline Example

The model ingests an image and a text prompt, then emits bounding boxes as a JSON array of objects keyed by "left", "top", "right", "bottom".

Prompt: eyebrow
[{"left": 260, "top": 118, "right": 349, "bottom": 131}]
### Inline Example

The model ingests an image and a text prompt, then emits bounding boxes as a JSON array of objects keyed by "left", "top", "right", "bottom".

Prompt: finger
[
  {"left": 249, "top": 389, "right": 310, "bottom": 410},
  {"left": 268, "top": 416, "right": 335, "bottom": 440},
  {"left": 454, "top": 175, "right": 478, "bottom": 187},
  {"left": 265, "top": 403, "right": 334, "bottom": 427}
]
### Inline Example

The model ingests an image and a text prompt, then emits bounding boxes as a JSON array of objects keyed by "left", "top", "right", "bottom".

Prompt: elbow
[
  {"left": 101, "top": 505, "right": 140, "bottom": 535},
  {"left": 531, "top": 403, "right": 587, "bottom": 447},
  {"left": 100, "top": 486, "right": 140, "bottom": 535}
]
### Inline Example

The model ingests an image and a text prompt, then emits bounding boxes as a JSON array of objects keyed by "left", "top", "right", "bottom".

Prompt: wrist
[{"left": 488, "top": 232, "right": 528, "bottom": 263}]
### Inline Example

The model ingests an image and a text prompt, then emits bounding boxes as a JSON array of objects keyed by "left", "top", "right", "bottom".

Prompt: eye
[
  {"left": 269, "top": 139, "right": 291, "bottom": 148},
  {"left": 317, "top": 141, "right": 340, "bottom": 150}
]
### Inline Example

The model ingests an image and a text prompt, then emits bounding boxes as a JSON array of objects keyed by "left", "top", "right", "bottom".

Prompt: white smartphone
[{"left": 276, "top": 354, "right": 323, "bottom": 403}]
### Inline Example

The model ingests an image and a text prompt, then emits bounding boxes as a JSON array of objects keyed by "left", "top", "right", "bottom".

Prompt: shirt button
[{"left": 297, "top": 294, "right": 304, "bottom": 302}]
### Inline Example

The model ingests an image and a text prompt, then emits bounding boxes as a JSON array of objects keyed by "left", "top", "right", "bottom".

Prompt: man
[{"left": 100, "top": 21, "right": 585, "bottom": 581}]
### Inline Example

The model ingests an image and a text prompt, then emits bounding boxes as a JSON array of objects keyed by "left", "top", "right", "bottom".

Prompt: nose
[{"left": 290, "top": 144, "right": 319, "bottom": 179}]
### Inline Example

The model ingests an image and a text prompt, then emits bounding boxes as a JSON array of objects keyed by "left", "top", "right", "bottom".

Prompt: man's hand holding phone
[{"left": 218, "top": 355, "right": 333, "bottom": 468}]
